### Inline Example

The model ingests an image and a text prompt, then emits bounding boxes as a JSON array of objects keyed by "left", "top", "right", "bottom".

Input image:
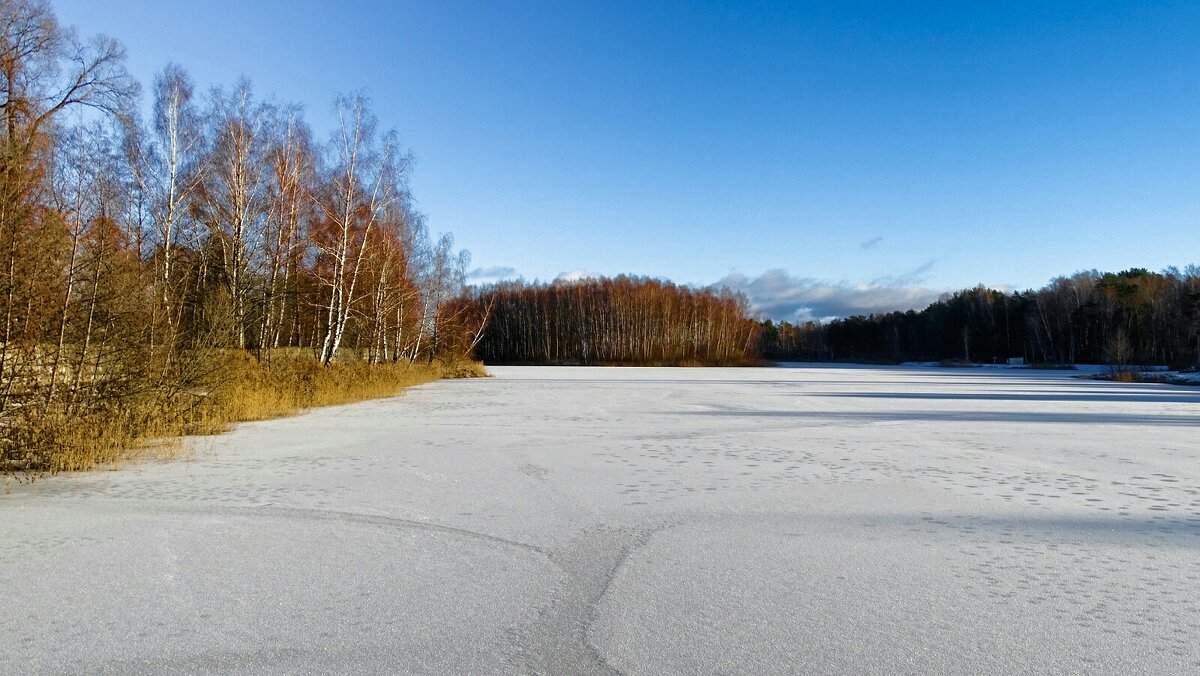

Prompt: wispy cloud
[
  {"left": 869, "top": 259, "right": 935, "bottom": 287},
  {"left": 860, "top": 236, "right": 884, "bottom": 250},
  {"left": 714, "top": 262, "right": 945, "bottom": 321},
  {"left": 467, "top": 265, "right": 518, "bottom": 280}
]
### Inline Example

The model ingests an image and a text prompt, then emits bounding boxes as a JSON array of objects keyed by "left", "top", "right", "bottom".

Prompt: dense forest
[
  {"left": 465, "top": 277, "right": 760, "bottom": 365},
  {"left": 761, "top": 268, "right": 1200, "bottom": 368},
  {"left": 1, "top": 0, "right": 481, "bottom": 470}
]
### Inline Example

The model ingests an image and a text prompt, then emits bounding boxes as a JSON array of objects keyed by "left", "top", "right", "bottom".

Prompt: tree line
[
  {"left": 761, "top": 268, "right": 1200, "bottom": 367},
  {"left": 1, "top": 0, "right": 478, "bottom": 469},
  {"left": 460, "top": 268, "right": 1200, "bottom": 369},
  {"left": 464, "top": 277, "right": 761, "bottom": 365}
]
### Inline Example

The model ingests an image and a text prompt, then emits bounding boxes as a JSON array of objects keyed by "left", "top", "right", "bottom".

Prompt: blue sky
[{"left": 55, "top": 1, "right": 1200, "bottom": 319}]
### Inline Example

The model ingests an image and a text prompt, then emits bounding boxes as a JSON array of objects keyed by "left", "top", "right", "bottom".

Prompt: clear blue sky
[{"left": 54, "top": 1, "right": 1200, "bottom": 319}]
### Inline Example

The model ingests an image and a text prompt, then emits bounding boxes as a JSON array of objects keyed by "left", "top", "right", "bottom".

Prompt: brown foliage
[{"left": 469, "top": 277, "right": 761, "bottom": 366}]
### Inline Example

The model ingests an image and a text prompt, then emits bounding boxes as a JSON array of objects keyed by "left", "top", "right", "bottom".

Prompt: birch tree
[
  {"left": 146, "top": 63, "right": 202, "bottom": 306},
  {"left": 192, "top": 80, "right": 273, "bottom": 348},
  {"left": 314, "top": 93, "right": 408, "bottom": 365},
  {"left": 260, "top": 106, "right": 314, "bottom": 354},
  {"left": 419, "top": 232, "right": 469, "bottom": 361}
]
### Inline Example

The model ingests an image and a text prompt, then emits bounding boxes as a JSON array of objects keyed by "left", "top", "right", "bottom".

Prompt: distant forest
[
  {"left": 465, "top": 277, "right": 759, "bottom": 366},
  {"left": 765, "top": 268, "right": 1200, "bottom": 367},
  {"left": 465, "top": 267, "right": 1200, "bottom": 368}
]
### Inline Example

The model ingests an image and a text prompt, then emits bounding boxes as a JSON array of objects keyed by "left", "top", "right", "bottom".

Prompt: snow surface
[{"left": 2, "top": 365, "right": 1199, "bottom": 674}]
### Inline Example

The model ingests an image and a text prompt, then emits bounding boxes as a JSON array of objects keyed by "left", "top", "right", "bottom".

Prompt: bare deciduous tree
[
  {"left": 314, "top": 93, "right": 409, "bottom": 365},
  {"left": 192, "top": 80, "right": 273, "bottom": 348}
]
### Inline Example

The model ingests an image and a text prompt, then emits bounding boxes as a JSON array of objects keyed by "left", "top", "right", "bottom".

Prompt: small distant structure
[{"left": 1007, "top": 357, "right": 1025, "bottom": 366}]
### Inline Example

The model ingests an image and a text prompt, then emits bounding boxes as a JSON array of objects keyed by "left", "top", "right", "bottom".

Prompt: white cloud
[
  {"left": 555, "top": 268, "right": 598, "bottom": 283},
  {"left": 715, "top": 263, "right": 946, "bottom": 322}
]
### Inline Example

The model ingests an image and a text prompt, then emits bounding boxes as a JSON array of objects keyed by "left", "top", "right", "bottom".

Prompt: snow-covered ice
[{"left": 2, "top": 364, "right": 1199, "bottom": 674}]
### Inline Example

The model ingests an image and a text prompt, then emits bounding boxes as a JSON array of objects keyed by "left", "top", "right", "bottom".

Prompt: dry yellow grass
[
  {"left": 194, "top": 351, "right": 444, "bottom": 425},
  {"left": 9, "top": 352, "right": 487, "bottom": 475}
]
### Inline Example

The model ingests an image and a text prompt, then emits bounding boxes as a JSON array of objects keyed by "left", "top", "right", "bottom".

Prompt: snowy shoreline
[{"left": 3, "top": 365, "right": 1198, "bottom": 673}]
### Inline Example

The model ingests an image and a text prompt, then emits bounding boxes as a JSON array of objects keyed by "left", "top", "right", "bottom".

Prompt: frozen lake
[{"left": 3, "top": 365, "right": 1199, "bottom": 674}]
